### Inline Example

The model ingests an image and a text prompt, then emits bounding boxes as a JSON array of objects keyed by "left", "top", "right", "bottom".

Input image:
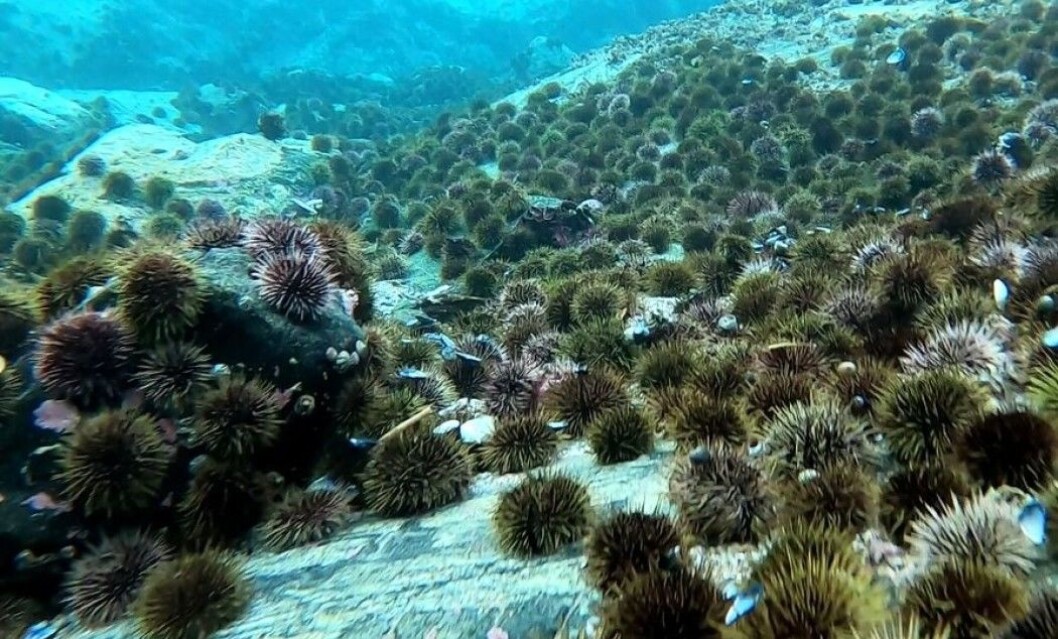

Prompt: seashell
[
  {"left": 993, "top": 279, "right": 1010, "bottom": 311},
  {"left": 1043, "top": 326, "right": 1058, "bottom": 349},
  {"left": 836, "top": 361, "right": 857, "bottom": 376},
  {"left": 886, "top": 47, "right": 907, "bottom": 66}
]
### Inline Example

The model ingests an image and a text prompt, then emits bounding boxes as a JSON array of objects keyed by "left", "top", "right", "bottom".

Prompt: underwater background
[{"left": 6, "top": 0, "right": 1058, "bottom": 637}]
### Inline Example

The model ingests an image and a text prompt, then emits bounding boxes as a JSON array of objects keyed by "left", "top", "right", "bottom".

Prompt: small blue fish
[
  {"left": 453, "top": 350, "right": 483, "bottom": 364},
  {"left": 1043, "top": 327, "right": 1058, "bottom": 349},
  {"left": 347, "top": 437, "right": 378, "bottom": 451},
  {"left": 1019, "top": 498, "right": 1047, "bottom": 545},
  {"left": 423, "top": 332, "right": 457, "bottom": 352},
  {"left": 23, "top": 622, "right": 57, "bottom": 639},
  {"left": 725, "top": 583, "right": 763, "bottom": 625},
  {"left": 397, "top": 366, "right": 431, "bottom": 380}
]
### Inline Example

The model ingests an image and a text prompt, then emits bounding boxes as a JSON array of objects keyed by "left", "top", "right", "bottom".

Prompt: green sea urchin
[
  {"left": 492, "top": 473, "right": 593, "bottom": 557},
  {"left": 480, "top": 412, "right": 559, "bottom": 474},
  {"left": 362, "top": 425, "right": 473, "bottom": 516},
  {"left": 58, "top": 409, "right": 171, "bottom": 518},
  {"left": 132, "top": 551, "right": 251, "bottom": 639}
]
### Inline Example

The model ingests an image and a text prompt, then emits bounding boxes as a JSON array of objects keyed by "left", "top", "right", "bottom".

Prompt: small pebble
[
  {"left": 836, "top": 361, "right": 857, "bottom": 376},
  {"left": 798, "top": 469, "right": 819, "bottom": 484},
  {"left": 460, "top": 415, "right": 496, "bottom": 444},
  {"left": 1038, "top": 294, "right": 1055, "bottom": 315},
  {"left": 717, "top": 314, "right": 739, "bottom": 334}
]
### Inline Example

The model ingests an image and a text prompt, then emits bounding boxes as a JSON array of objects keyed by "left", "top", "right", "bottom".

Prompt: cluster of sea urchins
[
  {"left": 244, "top": 218, "right": 339, "bottom": 322},
  {"left": 13, "top": 3, "right": 1058, "bottom": 638}
]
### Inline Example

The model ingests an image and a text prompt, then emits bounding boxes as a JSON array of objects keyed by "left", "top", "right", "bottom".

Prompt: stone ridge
[{"left": 67, "top": 443, "right": 673, "bottom": 639}]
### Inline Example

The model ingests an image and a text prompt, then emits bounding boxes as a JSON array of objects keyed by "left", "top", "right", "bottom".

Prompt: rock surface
[
  {"left": 0, "top": 77, "right": 103, "bottom": 148},
  {"left": 62, "top": 443, "right": 707, "bottom": 639},
  {"left": 193, "top": 247, "right": 364, "bottom": 392},
  {"left": 4, "top": 124, "right": 322, "bottom": 228}
]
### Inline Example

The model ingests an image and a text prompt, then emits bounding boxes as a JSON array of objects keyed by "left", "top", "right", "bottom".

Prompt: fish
[
  {"left": 347, "top": 437, "right": 379, "bottom": 451},
  {"left": 453, "top": 350, "right": 482, "bottom": 364},
  {"left": 993, "top": 279, "right": 1010, "bottom": 311},
  {"left": 22, "top": 492, "right": 71, "bottom": 513},
  {"left": 397, "top": 366, "right": 431, "bottom": 380},
  {"left": 725, "top": 583, "right": 763, "bottom": 625},
  {"left": 22, "top": 621, "right": 57, "bottom": 639},
  {"left": 1019, "top": 498, "right": 1047, "bottom": 545},
  {"left": 33, "top": 400, "right": 80, "bottom": 434}
]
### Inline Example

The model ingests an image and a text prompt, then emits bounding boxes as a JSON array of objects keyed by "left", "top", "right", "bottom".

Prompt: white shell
[
  {"left": 459, "top": 415, "right": 496, "bottom": 444},
  {"left": 1044, "top": 326, "right": 1058, "bottom": 349},
  {"left": 836, "top": 361, "right": 857, "bottom": 376},
  {"left": 993, "top": 279, "right": 1010, "bottom": 311}
]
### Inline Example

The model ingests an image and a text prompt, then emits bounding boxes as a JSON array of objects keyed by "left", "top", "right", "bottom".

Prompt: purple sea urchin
[
  {"left": 244, "top": 217, "right": 320, "bottom": 259},
  {"left": 35, "top": 311, "right": 136, "bottom": 409},
  {"left": 971, "top": 148, "right": 1016, "bottom": 188},
  {"left": 900, "top": 319, "right": 1009, "bottom": 386},
  {"left": 763, "top": 398, "right": 878, "bottom": 479},
  {"left": 252, "top": 251, "right": 336, "bottom": 322},
  {"left": 908, "top": 493, "right": 1038, "bottom": 576},
  {"left": 484, "top": 357, "right": 541, "bottom": 418},
  {"left": 910, "top": 107, "right": 944, "bottom": 140},
  {"left": 184, "top": 217, "right": 245, "bottom": 250},
  {"left": 66, "top": 530, "right": 172, "bottom": 627},
  {"left": 727, "top": 189, "right": 779, "bottom": 218},
  {"left": 258, "top": 486, "right": 357, "bottom": 552},
  {"left": 134, "top": 342, "right": 212, "bottom": 408}
]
